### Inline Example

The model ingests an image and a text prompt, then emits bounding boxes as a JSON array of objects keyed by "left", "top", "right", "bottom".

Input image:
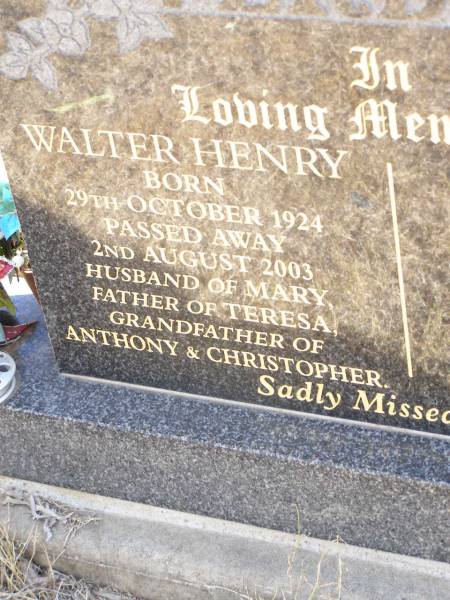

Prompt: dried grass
[
  {"left": 1, "top": 491, "right": 98, "bottom": 548},
  {"left": 0, "top": 522, "right": 139, "bottom": 599},
  {"left": 236, "top": 539, "right": 343, "bottom": 600},
  {"left": 211, "top": 507, "right": 343, "bottom": 600},
  {"left": 0, "top": 489, "right": 139, "bottom": 600},
  {"left": 1, "top": 494, "right": 342, "bottom": 600}
]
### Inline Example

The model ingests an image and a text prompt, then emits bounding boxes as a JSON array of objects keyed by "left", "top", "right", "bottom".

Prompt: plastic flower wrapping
[
  {"left": 0, "top": 181, "right": 20, "bottom": 240},
  {"left": 0, "top": 180, "right": 26, "bottom": 267}
]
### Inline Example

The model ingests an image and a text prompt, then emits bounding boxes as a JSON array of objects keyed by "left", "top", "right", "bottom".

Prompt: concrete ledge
[{"left": 1, "top": 476, "right": 449, "bottom": 600}]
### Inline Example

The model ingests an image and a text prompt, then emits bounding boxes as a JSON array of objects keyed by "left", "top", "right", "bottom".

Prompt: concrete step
[{"left": 1, "top": 476, "right": 448, "bottom": 600}]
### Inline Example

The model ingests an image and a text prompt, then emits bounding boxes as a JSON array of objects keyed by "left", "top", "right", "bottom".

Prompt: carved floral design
[
  {"left": 0, "top": 0, "right": 447, "bottom": 92},
  {"left": 19, "top": 6, "right": 91, "bottom": 56},
  {"left": 329, "top": 1, "right": 387, "bottom": 15},
  {"left": 86, "top": 0, "right": 172, "bottom": 53}
]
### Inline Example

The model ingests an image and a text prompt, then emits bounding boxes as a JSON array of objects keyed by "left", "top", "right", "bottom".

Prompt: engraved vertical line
[{"left": 387, "top": 162, "right": 413, "bottom": 378}]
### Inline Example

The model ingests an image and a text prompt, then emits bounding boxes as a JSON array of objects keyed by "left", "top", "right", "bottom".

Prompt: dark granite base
[{"left": 0, "top": 294, "right": 448, "bottom": 563}]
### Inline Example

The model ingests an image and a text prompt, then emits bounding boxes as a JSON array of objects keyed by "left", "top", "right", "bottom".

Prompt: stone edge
[{"left": 0, "top": 476, "right": 449, "bottom": 600}]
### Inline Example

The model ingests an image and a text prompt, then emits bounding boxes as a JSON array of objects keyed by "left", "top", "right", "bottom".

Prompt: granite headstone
[{"left": 0, "top": 0, "right": 448, "bottom": 435}]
